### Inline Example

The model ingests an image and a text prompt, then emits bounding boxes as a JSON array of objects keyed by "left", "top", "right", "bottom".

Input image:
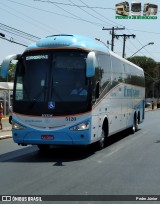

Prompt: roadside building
[{"left": 0, "top": 82, "right": 13, "bottom": 116}]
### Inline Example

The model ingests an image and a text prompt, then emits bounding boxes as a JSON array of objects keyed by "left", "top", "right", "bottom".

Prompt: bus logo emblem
[{"left": 48, "top": 101, "right": 55, "bottom": 109}]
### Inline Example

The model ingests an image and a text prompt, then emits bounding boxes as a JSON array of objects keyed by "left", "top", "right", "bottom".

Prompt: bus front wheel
[
  {"left": 96, "top": 121, "right": 108, "bottom": 150},
  {"left": 97, "top": 129, "right": 106, "bottom": 150}
]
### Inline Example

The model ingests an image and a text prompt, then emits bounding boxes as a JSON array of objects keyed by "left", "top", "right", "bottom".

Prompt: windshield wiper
[{"left": 28, "top": 86, "right": 48, "bottom": 110}]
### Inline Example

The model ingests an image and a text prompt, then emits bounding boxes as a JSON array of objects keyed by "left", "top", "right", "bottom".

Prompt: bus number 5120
[{"left": 65, "top": 117, "right": 76, "bottom": 121}]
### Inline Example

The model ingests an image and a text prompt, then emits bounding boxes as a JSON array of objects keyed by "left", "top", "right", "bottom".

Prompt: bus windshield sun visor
[
  {"left": 1, "top": 54, "right": 21, "bottom": 78},
  {"left": 86, "top": 51, "right": 96, "bottom": 77}
]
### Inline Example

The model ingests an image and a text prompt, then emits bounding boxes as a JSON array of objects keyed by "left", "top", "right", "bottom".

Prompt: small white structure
[{"left": 0, "top": 82, "right": 13, "bottom": 116}]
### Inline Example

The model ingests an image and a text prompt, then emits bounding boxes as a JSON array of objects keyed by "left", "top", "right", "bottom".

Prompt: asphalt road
[{"left": 0, "top": 110, "right": 160, "bottom": 204}]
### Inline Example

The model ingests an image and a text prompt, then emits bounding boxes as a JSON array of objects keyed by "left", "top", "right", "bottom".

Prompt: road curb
[
  {"left": 0, "top": 129, "right": 12, "bottom": 140},
  {"left": 2, "top": 117, "right": 9, "bottom": 121},
  {"left": 0, "top": 135, "right": 12, "bottom": 140}
]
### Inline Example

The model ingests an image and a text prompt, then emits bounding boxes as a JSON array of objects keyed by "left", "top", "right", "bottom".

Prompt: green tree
[
  {"left": 127, "top": 56, "right": 157, "bottom": 98},
  {"left": 0, "top": 63, "right": 16, "bottom": 82},
  {"left": 7, "top": 63, "right": 16, "bottom": 82}
]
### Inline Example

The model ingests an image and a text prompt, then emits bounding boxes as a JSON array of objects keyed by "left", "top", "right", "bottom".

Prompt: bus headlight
[
  {"left": 12, "top": 121, "right": 25, "bottom": 130},
  {"left": 70, "top": 121, "right": 90, "bottom": 131}
]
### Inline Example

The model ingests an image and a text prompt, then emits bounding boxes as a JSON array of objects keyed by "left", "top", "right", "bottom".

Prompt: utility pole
[
  {"left": 102, "top": 27, "right": 125, "bottom": 51},
  {"left": 114, "top": 34, "right": 136, "bottom": 58}
]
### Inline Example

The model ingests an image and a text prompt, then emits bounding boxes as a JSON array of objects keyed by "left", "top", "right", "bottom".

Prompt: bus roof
[
  {"left": 116, "top": 1, "right": 129, "bottom": 6},
  {"left": 144, "top": 3, "right": 158, "bottom": 6},
  {"left": 26, "top": 34, "right": 110, "bottom": 53},
  {"left": 131, "top": 0, "right": 141, "bottom": 4}
]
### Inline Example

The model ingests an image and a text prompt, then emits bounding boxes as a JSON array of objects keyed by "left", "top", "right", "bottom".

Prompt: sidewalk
[
  {"left": 0, "top": 117, "right": 12, "bottom": 140},
  {"left": 145, "top": 105, "right": 158, "bottom": 112}
]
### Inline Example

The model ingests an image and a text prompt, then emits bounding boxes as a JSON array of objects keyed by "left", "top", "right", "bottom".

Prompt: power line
[
  {"left": 115, "top": 34, "right": 136, "bottom": 58},
  {"left": 7, "top": 0, "right": 159, "bottom": 36},
  {"left": 68, "top": 0, "right": 112, "bottom": 27},
  {"left": 128, "top": 28, "right": 160, "bottom": 35},
  {"left": 78, "top": 1, "right": 134, "bottom": 56},
  {"left": 0, "top": 22, "right": 40, "bottom": 48},
  {"left": 78, "top": 0, "right": 121, "bottom": 27},
  {"left": 33, "top": 0, "right": 159, "bottom": 60},
  {"left": 102, "top": 27, "right": 125, "bottom": 51},
  {"left": 0, "top": 22, "right": 40, "bottom": 41},
  {"left": 7, "top": 0, "right": 105, "bottom": 28},
  {"left": 45, "top": 0, "right": 105, "bottom": 27},
  {"left": 6, "top": 0, "right": 82, "bottom": 22},
  {"left": 4, "top": 0, "right": 158, "bottom": 61},
  {"left": 76, "top": 0, "right": 119, "bottom": 27},
  {"left": 0, "top": 2, "right": 60, "bottom": 35},
  {"left": 0, "top": 36, "right": 27, "bottom": 47},
  {"left": 33, "top": 0, "right": 115, "bottom": 10},
  {"left": 125, "top": 27, "right": 157, "bottom": 60},
  {"left": 77, "top": 1, "right": 156, "bottom": 60}
]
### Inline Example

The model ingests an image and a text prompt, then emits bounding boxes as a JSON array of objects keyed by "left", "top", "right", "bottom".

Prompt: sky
[{"left": 0, "top": 0, "right": 160, "bottom": 64}]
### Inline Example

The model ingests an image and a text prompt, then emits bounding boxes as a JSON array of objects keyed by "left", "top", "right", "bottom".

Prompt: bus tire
[
  {"left": 130, "top": 114, "right": 138, "bottom": 134},
  {"left": 97, "top": 129, "right": 106, "bottom": 150},
  {"left": 97, "top": 119, "right": 108, "bottom": 150}
]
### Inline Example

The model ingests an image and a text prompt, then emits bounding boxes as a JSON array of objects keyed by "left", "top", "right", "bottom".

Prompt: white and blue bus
[{"left": 1, "top": 34, "right": 145, "bottom": 150}]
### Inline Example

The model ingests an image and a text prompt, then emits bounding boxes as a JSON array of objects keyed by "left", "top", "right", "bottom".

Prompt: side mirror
[
  {"left": 86, "top": 52, "right": 96, "bottom": 77},
  {"left": 9, "top": 116, "right": 12, "bottom": 125},
  {"left": 1, "top": 54, "right": 20, "bottom": 78}
]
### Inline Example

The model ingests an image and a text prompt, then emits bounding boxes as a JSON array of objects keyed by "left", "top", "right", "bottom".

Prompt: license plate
[{"left": 41, "top": 135, "right": 54, "bottom": 140}]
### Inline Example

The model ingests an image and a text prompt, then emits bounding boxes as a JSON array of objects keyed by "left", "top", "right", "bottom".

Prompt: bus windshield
[
  {"left": 143, "top": 4, "right": 158, "bottom": 15},
  {"left": 14, "top": 50, "right": 91, "bottom": 115},
  {"left": 125, "top": 5, "right": 129, "bottom": 12},
  {"left": 131, "top": 3, "right": 141, "bottom": 12}
]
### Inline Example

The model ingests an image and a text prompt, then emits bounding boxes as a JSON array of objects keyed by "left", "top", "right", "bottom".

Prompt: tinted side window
[
  {"left": 97, "top": 53, "right": 111, "bottom": 94},
  {"left": 111, "top": 55, "right": 122, "bottom": 83}
]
